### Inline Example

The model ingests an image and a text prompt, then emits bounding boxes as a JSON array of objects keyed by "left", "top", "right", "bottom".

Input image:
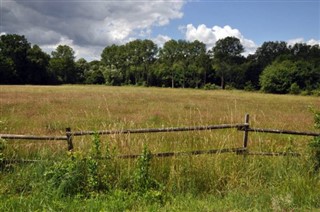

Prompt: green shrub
[
  {"left": 0, "top": 139, "right": 6, "bottom": 160},
  {"left": 260, "top": 60, "right": 295, "bottom": 94},
  {"left": 260, "top": 60, "right": 319, "bottom": 94},
  {"left": 203, "top": 83, "right": 218, "bottom": 90},
  {"left": 289, "top": 83, "right": 301, "bottom": 95},
  {"left": 133, "top": 145, "right": 166, "bottom": 204},
  {"left": 0, "top": 139, "right": 7, "bottom": 170},
  {"left": 44, "top": 134, "right": 109, "bottom": 197},
  {"left": 309, "top": 110, "right": 320, "bottom": 171},
  {"left": 244, "top": 81, "right": 255, "bottom": 91},
  {"left": 311, "top": 89, "right": 320, "bottom": 97}
]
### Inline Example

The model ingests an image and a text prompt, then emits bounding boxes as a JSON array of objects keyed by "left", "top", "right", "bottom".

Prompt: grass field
[{"left": 1, "top": 85, "right": 320, "bottom": 211}]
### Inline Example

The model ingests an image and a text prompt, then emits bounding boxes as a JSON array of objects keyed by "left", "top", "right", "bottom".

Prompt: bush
[
  {"left": 309, "top": 110, "right": 320, "bottom": 171},
  {"left": 0, "top": 139, "right": 7, "bottom": 170},
  {"left": 133, "top": 145, "right": 166, "bottom": 204},
  {"left": 289, "top": 83, "right": 301, "bottom": 95},
  {"left": 203, "top": 83, "right": 218, "bottom": 90},
  {"left": 260, "top": 60, "right": 296, "bottom": 94},
  {"left": 244, "top": 81, "right": 255, "bottom": 91},
  {"left": 44, "top": 134, "right": 110, "bottom": 197},
  {"left": 260, "top": 60, "right": 320, "bottom": 94},
  {"left": 311, "top": 89, "right": 320, "bottom": 97}
]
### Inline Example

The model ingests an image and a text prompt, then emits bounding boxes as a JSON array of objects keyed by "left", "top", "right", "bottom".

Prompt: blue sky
[
  {"left": 154, "top": 1, "right": 320, "bottom": 45},
  {"left": 1, "top": 0, "right": 319, "bottom": 60}
]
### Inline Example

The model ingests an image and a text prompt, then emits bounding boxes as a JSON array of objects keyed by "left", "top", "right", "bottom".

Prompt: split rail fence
[{"left": 1, "top": 114, "right": 320, "bottom": 161}]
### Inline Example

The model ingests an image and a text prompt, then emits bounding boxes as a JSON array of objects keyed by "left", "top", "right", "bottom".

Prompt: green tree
[
  {"left": 260, "top": 59, "right": 320, "bottom": 94},
  {"left": 26, "top": 45, "right": 51, "bottom": 84},
  {"left": 260, "top": 60, "right": 296, "bottom": 94},
  {"left": 158, "top": 39, "right": 210, "bottom": 88},
  {"left": 124, "top": 39, "right": 158, "bottom": 86},
  {"left": 49, "top": 45, "right": 77, "bottom": 84},
  {"left": 244, "top": 41, "right": 290, "bottom": 89},
  {"left": 159, "top": 40, "right": 180, "bottom": 88},
  {"left": 84, "top": 60, "right": 106, "bottom": 84},
  {"left": 255, "top": 41, "right": 289, "bottom": 68},
  {"left": 212, "top": 37, "right": 244, "bottom": 89},
  {"left": 0, "top": 34, "right": 31, "bottom": 83},
  {"left": 101, "top": 44, "right": 129, "bottom": 84},
  {"left": 0, "top": 54, "right": 16, "bottom": 84},
  {"left": 75, "top": 58, "right": 89, "bottom": 84}
]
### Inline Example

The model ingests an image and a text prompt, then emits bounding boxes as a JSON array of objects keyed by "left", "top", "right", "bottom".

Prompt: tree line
[{"left": 1, "top": 34, "right": 319, "bottom": 94}]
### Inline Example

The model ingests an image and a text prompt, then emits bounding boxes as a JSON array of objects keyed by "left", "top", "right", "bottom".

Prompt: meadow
[{"left": 0, "top": 85, "right": 320, "bottom": 211}]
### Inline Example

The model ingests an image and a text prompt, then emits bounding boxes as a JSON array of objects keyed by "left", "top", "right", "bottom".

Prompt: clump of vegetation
[
  {"left": 44, "top": 134, "right": 165, "bottom": 203},
  {"left": 133, "top": 145, "right": 166, "bottom": 204},
  {"left": 309, "top": 109, "right": 320, "bottom": 171},
  {"left": 0, "top": 139, "right": 7, "bottom": 170},
  {"left": 203, "top": 83, "right": 219, "bottom": 90},
  {"left": 44, "top": 134, "right": 111, "bottom": 197}
]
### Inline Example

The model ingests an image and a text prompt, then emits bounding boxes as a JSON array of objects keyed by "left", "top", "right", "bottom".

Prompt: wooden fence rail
[
  {"left": 70, "top": 123, "right": 248, "bottom": 136},
  {"left": 0, "top": 134, "right": 67, "bottom": 141},
  {"left": 238, "top": 127, "right": 320, "bottom": 137},
  {"left": 1, "top": 114, "right": 319, "bottom": 159}
]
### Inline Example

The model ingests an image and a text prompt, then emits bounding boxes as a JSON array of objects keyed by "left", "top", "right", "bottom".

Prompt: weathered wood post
[
  {"left": 66, "top": 128, "right": 73, "bottom": 151},
  {"left": 243, "top": 114, "right": 250, "bottom": 149}
]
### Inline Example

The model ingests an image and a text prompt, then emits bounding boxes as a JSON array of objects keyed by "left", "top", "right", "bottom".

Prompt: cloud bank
[
  {"left": 287, "top": 38, "right": 320, "bottom": 46},
  {"left": 1, "top": 0, "right": 184, "bottom": 60},
  {"left": 184, "top": 24, "right": 258, "bottom": 56}
]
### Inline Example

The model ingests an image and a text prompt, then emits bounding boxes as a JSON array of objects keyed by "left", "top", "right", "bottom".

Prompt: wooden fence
[{"left": 1, "top": 114, "right": 320, "bottom": 160}]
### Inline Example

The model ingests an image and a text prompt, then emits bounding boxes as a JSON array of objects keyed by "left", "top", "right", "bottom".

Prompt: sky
[{"left": 1, "top": 0, "right": 319, "bottom": 61}]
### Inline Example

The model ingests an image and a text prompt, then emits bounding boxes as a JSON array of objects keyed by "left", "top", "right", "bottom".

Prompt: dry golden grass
[{"left": 1, "top": 85, "right": 319, "bottom": 157}]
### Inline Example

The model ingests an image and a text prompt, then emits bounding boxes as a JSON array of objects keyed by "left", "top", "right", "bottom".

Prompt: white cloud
[
  {"left": 152, "top": 34, "right": 172, "bottom": 47},
  {"left": 184, "top": 24, "right": 258, "bottom": 56},
  {"left": 2, "top": 0, "right": 185, "bottom": 60},
  {"left": 40, "top": 36, "right": 102, "bottom": 61},
  {"left": 306, "top": 39, "right": 320, "bottom": 46},
  {"left": 287, "top": 38, "right": 320, "bottom": 46}
]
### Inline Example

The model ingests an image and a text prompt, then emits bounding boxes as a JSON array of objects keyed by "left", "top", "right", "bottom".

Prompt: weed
[
  {"left": 133, "top": 145, "right": 166, "bottom": 204},
  {"left": 91, "top": 133, "right": 102, "bottom": 158},
  {"left": 0, "top": 139, "right": 7, "bottom": 171},
  {"left": 309, "top": 109, "right": 320, "bottom": 171},
  {"left": 0, "top": 139, "right": 6, "bottom": 162},
  {"left": 44, "top": 134, "right": 109, "bottom": 197}
]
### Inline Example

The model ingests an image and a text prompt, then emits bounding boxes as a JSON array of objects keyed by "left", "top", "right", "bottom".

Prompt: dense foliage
[{"left": 1, "top": 34, "right": 319, "bottom": 94}]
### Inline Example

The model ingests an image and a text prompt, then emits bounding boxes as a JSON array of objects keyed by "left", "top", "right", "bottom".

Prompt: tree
[
  {"left": 26, "top": 45, "right": 51, "bottom": 84},
  {"left": 255, "top": 41, "right": 289, "bottom": 67},
  {"left": 75, "top": 58, "right": 89, "bottom": 84},
  {"left": 212, "top": 37, "right": 244, "bottom": 89},
  {"left": 49, "top": 45, "right": 77, "bottom": 84},
  {"left": 101, "top": 44, "right": 121, "bottom": 69},
  {"left": 244, "top": 41, "right": 290, "bottom": 89},
  {"left": 124, "top": 39, "right": 158, "bottom": 86},
  {"left": 260, "top": 60, "right": 296, "bottom": 94},
  {"left": 188, "top": 40, "right": 211, "bottom": 87},
  {"left": 84, "top": 60, "right": 106, "bottom": 84},
  {"left": 159, "top": 40, "right": 179, "bottom": 88},
  {"left": 0, "top": 34, "right": 31, "bottom": 83},
  {"left": 158, "top": 39, "right": 210, "bottom": 88},
  {"left": 101, "top": 44, "right": 130, "bottom": 84},
  {"left": 260, "top": 59, "right": 320, "bottom": 94},
  {"left": 0, "top": 54, "right": 16, "bottom": 84}
]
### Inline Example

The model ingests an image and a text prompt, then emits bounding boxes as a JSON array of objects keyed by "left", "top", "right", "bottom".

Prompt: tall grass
[{"left": 1, "top": 85, "right": 320, "bottom": 210}]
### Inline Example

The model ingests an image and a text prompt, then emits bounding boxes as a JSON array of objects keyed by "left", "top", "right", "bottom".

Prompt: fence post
[
  {"left": 66, "top": 128, "right": 73, "bottom": 151},
  {"left": 243, "top": 114, "right": 250, "bottom": 149}
]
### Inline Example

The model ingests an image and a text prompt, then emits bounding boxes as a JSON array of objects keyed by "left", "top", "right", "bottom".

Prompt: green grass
[{"left": 1, "top": 85, "right": 320, "bottom": 211}]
